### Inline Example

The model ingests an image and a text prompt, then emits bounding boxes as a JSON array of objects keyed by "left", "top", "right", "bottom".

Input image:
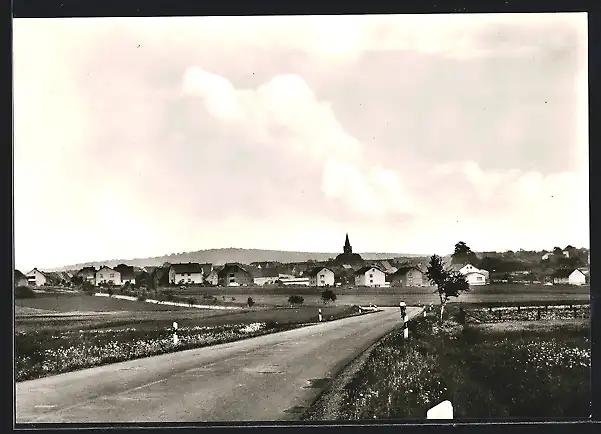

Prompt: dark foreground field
[{"left": 304, "top": 305, "right": 590, "bottom": 420}]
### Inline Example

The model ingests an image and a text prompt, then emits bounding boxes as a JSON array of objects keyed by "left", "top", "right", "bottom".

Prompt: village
[{"left": 15, "top": 235, "right": 591, "bottom": 291}]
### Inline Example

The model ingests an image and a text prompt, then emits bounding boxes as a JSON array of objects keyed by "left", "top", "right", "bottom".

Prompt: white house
[
  {"left": 553, "top": 269, "right": 587, "bottom": 285},
  {"left": 169, "top": 263, "right": 204, "bottom": 285},
  {"left": 26, "top": 268, "right": 47, "bottom": 286},
  {"left": 452, "top": 263, "right": 489, "bottom": 286},
  {"left": 95, "top": 266, "right": 122, "bottom": 286},
  {"left": 354, "top": 266, "right": 386, "bottom": 287},
  {"left": 308, "top": 267, "right": 335, "bottom": 287}
]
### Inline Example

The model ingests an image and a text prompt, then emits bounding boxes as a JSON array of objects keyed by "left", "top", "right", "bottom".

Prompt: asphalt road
[{"left": 16, "top": 307, "right": 420, "bottom": 423}]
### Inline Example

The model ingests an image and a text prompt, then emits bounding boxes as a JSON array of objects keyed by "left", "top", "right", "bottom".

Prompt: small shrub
[
  {"left": 288, "top": 295, "right": 304, "bottom": 306},
  {"left": 247, "top": 297, "right": 255, "bottom": 308},
  {"left": 265, "top": 320, "right": 279, "bottom": 329},
  {"left": 137, "top": 295, "right": 146, "bottom": 302},
  {"left": 15, "top": 286, "right": 36, "bottom": 299},
  {"left": 321, "top": 289, "right": 337, "bottom": 303}
]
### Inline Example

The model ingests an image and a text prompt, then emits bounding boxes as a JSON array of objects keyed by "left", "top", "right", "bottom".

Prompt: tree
[
  {"left": 288, "top": 295, "right": 304, "bottom": 306},
  {"left": 425, "top": 254, "right": 470, "bottom": 324},
  {"left": 452, "top": 241, "right": 478, "bottom": 265},
  {"left": 321, "top": 289, "right": 337, "bottom": 304},
  {"left": 247, "top": 297, "right": 255, "bottom": 308}
]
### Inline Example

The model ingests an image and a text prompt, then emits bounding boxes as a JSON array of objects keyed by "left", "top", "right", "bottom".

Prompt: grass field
[
  {"left": 15, "top": 291, "right": 197, "bottom": 313},
  {"left": 171, "top": 283, "right": 590, "bottom": 307},
  {"left": 304, "top": 305, "right": 591, "bottom": 420},
  {"left": 15, "top": 303, "right": 370, "bottom": 381}
]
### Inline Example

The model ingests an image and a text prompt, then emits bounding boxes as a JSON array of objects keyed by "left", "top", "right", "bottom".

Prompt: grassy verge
[
  {"left": 309, "top": 306, "right": 590, "bottom": 420},
  {"left": 15, "top": 305, "right": 372, "bottom": 382}
]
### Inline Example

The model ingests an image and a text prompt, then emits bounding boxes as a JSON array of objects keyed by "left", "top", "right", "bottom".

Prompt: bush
[
  {"left": 15, "top": 286, "right": 36, "bottom": 299},
  {"left": 247, "top": 297, "right": 255, "bottom": 308},
  {"left": 137, "top": 295, "right": 146, "bottom": 302},
  {"left": 288, "top": 295, "right": 305, "bottom": 306},
  {"left": 187, "top": 297, "right": 195, "bottom": 306},
  {"left": 321, "top": 289, "right": 337, "bottom": 303},
  {"left": 265, "top": 320, "right": 279, "bottom": 329}
]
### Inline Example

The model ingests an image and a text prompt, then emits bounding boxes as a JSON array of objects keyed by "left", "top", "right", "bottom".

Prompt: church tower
[{"left": 343, "top": 233, "right": 353, "bottom": 255}]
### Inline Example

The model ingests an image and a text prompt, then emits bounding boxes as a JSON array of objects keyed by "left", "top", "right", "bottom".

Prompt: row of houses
[{"left": 16, "top": 258, "right": 587, "bottom": 289}]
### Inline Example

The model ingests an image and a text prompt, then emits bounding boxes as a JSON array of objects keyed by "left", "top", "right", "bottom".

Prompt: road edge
[{"left": 299, "top": 308, "right": 423, "bottom": 421}]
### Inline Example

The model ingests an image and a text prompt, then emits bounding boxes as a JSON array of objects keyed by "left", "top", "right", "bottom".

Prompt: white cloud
[{"left": 182, "top": 66, "right": 416, "bottom": 218}]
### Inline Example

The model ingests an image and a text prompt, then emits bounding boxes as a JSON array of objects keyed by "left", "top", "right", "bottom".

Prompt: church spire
[{"left": 344, "top": 233, "right": 352, "bottom": 255}]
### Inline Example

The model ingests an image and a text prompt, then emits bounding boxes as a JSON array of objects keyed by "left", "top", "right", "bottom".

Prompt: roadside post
[
  {"left": 400, "top": 301, "right": 408, "bottom": 339},
  {"left": 318, "top": 308, "right": 322, "bottom": 322},
  {"left": 427, "top": 400, "right": 453, "bottom": 419},
  {"left": 172, "top": 321, "right": 179, "bottom": 345}
]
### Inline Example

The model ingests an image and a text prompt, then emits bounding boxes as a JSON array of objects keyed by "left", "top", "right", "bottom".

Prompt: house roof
[
  {"left": 170, "top": 263, "right": 203, "bottom": 274},
  {"left": 15, "top": 270, "right": 26, "bottom": 279},
  {"left": 307, "top": 267, "right": 333, "bottom": 277},
  {"left": 96, "top": 266, "right": 117, "bottom": 273},
  {"left": 77, "top": 266, "right": 96, "bottom": 275},
  {"left": 390, "top": 266, "right": 422, "bottom": 277},
  {"left": 355, "top": 266, "right": 384, "bottom": 275},
  {"left": 27, "top": 268, "right": 48, "bottom": 276},
  {"left": 552, "top": 268, "right": 584, "bottom": 278},
  {"left": 218, "top": 263, "right": 252, "bottom": 278},
  {"left": 199, "top": 263, "right": 213, "bottom": 275}
]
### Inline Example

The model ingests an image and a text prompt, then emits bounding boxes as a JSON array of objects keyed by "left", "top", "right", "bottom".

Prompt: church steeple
[{"left": 343, "top": 233, "right": 353, "bottom": 255}]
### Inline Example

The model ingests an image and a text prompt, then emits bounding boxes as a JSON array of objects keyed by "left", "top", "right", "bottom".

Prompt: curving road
[{"left": 16, "top": 307, "right": 421, "bottom": 423}]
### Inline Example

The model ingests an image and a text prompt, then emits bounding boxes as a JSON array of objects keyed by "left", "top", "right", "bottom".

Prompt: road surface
[{"left": 16, "top": 307, "right": 420, "bottom": 423}]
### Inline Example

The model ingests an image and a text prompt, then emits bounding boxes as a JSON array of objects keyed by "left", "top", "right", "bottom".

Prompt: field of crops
[
  {"left": 15, "top": 303, "right": 367, "bottom": 381},
  {"left": 305, "top": 304, "right": 591, "bottom": 420}
]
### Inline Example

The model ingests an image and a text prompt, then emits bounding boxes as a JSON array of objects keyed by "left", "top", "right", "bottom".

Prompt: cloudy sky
[{"left": 13, "top": 13, "right": 589, "bottom": 270}]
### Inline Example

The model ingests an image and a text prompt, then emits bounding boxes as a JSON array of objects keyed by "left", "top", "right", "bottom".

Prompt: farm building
[
  {"left": 218, "top": 263, "right": 254, "bottom": 287},
  {"left": 77, "top": 266, "right": 97, "bottom": 284},
  {"left": 26, "top": 268, "right": 48, "bottom": 286},
  {"left": 14, "top": 270, "right": 28, "bottom": 287},
  {"left": 169, "top": 263, "right": 204, "bottom": 285},
  {"left": 251, "top": 267, "right": 280, "bottom": 286},
  {"left": 114, "top": 264, "right": 136, "bottom": 285},
  {"left": 205, "top": 270, "right": 219, "bottom": 286},
  {"left": 387, "top": 266, "right": 425, "bottom": 287},
  {"left": 95, "top": 266, "right": 122, "bottom": 286},
  {"left": 552, "top": 268, "right": 587, "bottom": 285},
  {"left": 354, "top": 266, "right": 386, "bottom": 287},
  {"left": 200, "top": 263, "right": 213, "bottom": 276},
  {"left": 308, "top": 267, "right": 335, "bottom": 287}
]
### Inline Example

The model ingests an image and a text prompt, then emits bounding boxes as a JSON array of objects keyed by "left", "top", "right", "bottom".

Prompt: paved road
[{"left": 16, "top": 307, "right": 420, "bottom": 423}]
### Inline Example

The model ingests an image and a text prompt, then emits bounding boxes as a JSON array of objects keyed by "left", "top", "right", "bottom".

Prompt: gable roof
[
  {"left": 77, "top": 266, "right": 96, "bottom": 275},
  {"left": 391, "top": 266, "right": 422, "bottom": 277},
  {"left": 199, "top": 263, "right": 213, "bottom": 275},
  {"left": 96, "top": 266, "right": 117, "bottom": 273},
  {"left": 553, "top": 268, "right": 584, "bottom": 278},
  {"left": 170, "top": 263, "right": 203, "bottom": 274},
  {"left": 355, "top": 266, "right": 384, "bottom": 275},
  {"left": 218, "top": 263, "right": 252, "bottom": 278},
  {"left": 15, "top": 270, "right": 26, "bottom": 280},
  {"left": 27, "top": 268, "right": 48, "bottom": 276},
  {"left": 307, "top": 267, "right": 334, "bottom": 277}
]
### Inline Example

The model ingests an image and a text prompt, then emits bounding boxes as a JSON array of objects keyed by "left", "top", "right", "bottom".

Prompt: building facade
[
  {"left": 26, "top": 268, "right": 47, "bottom": 286},
  {"left": 95, "top": 266, "right": 122, "bottom": 286},
  {"left": 355, "top": 266, "right": 386, "bottom": 287},
  {"left": 169, "top": 263, "right": 204, "bottom": 285},
  {"left": 308, "top": 267, "right": 335, "bottom": 287}
]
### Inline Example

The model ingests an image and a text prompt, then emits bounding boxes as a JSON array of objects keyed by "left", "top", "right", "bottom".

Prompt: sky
[{"left": 13, "top": 13, "right": 589, "bottom": 271}]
